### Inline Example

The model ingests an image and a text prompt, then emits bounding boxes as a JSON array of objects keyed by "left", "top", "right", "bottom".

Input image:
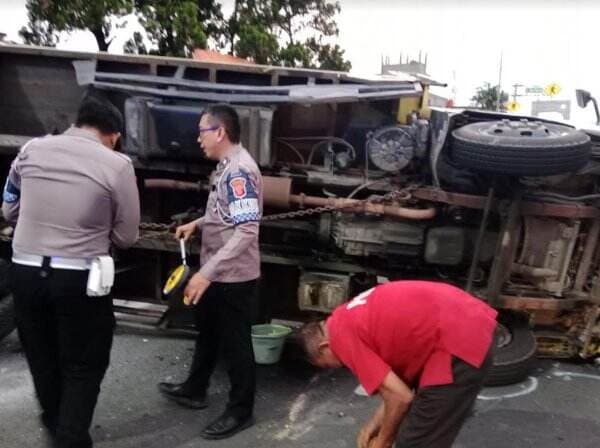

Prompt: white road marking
[
  {"left": 552, "top": 371, "right": 600, "bottom": 381},
  {"left": 477, "top": 377, "right": 539, "bottom": 401}
]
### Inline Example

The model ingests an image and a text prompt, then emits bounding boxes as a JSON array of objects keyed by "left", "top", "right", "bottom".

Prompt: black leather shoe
[
  {"left": 158, "top": 382, "right": 208, "bottom": 409},
  {"left": 201, "top": 413, "right": 254, "bottom": 440}
]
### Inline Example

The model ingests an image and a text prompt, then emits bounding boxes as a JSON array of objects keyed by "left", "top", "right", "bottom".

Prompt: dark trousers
[
  {"left": 396, "top": 345, "right": 495, "bottom": 448},
  {"left": 10, "top": 263, "right": 115, "bottom": 448},
  {"left": 184, "top": 280, "right": 257, "bottom": 419}
]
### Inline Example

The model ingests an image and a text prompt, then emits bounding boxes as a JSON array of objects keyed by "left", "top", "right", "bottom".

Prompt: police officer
[
  {"left": 159, "top": 104, "right": 262, "bottom": 440},
  {"left": 2, "top": 95, "right": 140, "bottom": 448}
]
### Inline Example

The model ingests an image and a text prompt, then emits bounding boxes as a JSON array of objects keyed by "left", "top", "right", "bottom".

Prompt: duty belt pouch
[{"left": 86, "top": 256, "right": 115, "bottom": 297}]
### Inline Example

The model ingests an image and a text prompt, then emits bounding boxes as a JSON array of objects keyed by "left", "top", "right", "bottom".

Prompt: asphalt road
[{"left": 1, "top": 327, "right": 600, "bottom": 448}]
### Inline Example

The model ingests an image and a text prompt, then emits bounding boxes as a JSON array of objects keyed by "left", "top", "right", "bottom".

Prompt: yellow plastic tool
[{"left": 162, "top": 238, "right": 191, "bottom": 300}]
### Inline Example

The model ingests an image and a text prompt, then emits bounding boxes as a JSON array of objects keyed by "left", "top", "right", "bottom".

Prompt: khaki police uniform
[
  {"left": 1, "top": 126, "right": 140, "bottom": 448},
  {"left": 183, "top": 144, "right": 262, "bottom": 419}
]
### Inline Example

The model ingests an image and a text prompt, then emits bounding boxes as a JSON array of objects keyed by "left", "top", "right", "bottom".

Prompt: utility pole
[
  {"left": 495, "top": 51, "right": 503, "bottom": 111},
  {"left": 512, "top": 83, "right": 524, "bottom": 102}
]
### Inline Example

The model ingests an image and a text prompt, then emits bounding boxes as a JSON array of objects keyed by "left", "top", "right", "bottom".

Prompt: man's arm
[
  {"left": 198, "top": 221, "right": 257, "bottom": 281},
  {"left": 110, "top": 162, "right": 140, "bottom": 249},
  {"left": 368, "top": 371, "right": 414, "bottom": 448},
  {"left": 184, "top": 221, "right": 257, "bottom": 304},
  {"left": 199, "top": 166, "right": 261, "bottom": 281},
  {"left": 357, "top": 403, "right": 385, "bottom": 448},
  {"left": 184, "top": 167, "right": 261, "bottom": 303}
]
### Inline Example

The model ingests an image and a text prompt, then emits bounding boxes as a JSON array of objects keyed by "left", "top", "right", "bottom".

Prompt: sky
[{"left": 2, "top": 0, "right": 600, "bottom": 126}]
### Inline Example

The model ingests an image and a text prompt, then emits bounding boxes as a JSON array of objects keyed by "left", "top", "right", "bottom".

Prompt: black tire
[
  {"left": 484, "top": 312, "right": 537, "bottom": 387},
  {"left": 451, "top": 119, "right": 591, "bottom": 176}
]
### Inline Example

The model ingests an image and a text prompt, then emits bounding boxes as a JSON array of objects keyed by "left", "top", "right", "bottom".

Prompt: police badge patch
[
  {"left": 3, "top": 178, "right": 20, "bottom": 204},
  {"left": 226, "top": 170, "right": 260, "bottom": 225}
]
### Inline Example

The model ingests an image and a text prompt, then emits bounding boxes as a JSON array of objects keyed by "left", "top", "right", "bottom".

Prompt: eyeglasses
[{"left": 198, "top": 126, "right": 220, "bottom": 134}]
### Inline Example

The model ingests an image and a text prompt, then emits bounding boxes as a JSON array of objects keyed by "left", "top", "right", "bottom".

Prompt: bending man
[{"left": 299, "top": 280, "right": 498, "bottom": 448}]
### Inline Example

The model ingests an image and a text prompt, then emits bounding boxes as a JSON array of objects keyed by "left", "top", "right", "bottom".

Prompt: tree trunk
[
  {"left": 229, "top": 0, "right": 240, "bottom": 55},
  {"left": 90, "top": 26, "right": 109, "bottom": 52}
]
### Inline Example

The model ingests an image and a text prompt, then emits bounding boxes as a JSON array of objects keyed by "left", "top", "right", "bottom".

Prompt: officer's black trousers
[
  {"left": 185, "top": 280, "right": 257, "bottom": 419},
  {"left": 11, "top": 263, "right": 114, "bottom": 448}
]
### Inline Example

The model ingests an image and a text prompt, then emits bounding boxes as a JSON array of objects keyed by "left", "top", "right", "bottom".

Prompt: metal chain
[
  {"left": 261, "top": 184, "right": 419, "bottom": 221},
  {"left": 139, "top": 222, "right": 174, "bottom": 233},
  {"left": 261, "top": 204, "right": 338, "bottom": 221},
  {"left": 138, "top": 184, "right": 421, "bottom": 231},
  {"left": 0, "top": 186, "right": 421, "bottom": 241}
]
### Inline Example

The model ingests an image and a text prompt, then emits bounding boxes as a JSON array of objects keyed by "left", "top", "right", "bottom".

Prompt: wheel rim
[{"left": 495, "top": 323, "right": 513, "bottom": 348}]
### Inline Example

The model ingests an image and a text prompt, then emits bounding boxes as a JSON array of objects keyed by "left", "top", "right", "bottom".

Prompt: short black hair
[
  {"left": 204, "top": 104, "right": 241, "bottom": 144},
  {"left": 75, "top": 94, "right": 123, "bottom": 135},
  {"left": 298, "top": 320, "right": 325, "bottom": 361}
]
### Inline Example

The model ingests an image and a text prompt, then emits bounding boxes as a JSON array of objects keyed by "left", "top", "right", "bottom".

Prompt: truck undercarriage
[{"left": 0, "top": 45, "right": 599, "bottom": 386}]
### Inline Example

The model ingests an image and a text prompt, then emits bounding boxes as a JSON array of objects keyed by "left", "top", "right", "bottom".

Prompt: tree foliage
[
  {"left": 21, "top": 0, "right": 133, "bottom": 51},
  {"left": 123, "top": 31, "right": 148, "bottom": 55},
  {"left": 20, "top": 0, "right": 352, "bottom": 71},
  {"left": 128, "top": 1, "right": 208, "bottom": 58},
  {"left": 471, "top": 82, "right": 509, "bottom": 111},
  {"left": 19, "top": 1, "right": 59, "bottom": 47},
  {"left": 227, "top": 0, "right": 351, "bottom": 71}
]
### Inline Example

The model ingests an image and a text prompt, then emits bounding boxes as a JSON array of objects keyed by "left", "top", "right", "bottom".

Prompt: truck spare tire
[
  {"left": 484, "top": 311, "right": 537, "bottom": 387},
  {"left": 451, "top": 119, "right": 591, "bottom": 176}
]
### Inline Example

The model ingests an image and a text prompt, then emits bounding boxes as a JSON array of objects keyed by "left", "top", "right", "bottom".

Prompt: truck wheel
[
  {"left": 484, "top": 312, "right": 537, "bottom": 387},
  {"left": 0, "top": 259, "right": 15, "bottom": 341},
  {"left": 451, "top": 119, "right": 591, "bottom": 176}
]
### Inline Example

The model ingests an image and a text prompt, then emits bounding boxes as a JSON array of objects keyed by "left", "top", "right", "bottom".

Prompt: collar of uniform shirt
[
  {"left": 218, "top": 144, "right": 242, "bottom": 167},
  {"left": 64, "top": 126, "right": 102, "bottom": 144}
]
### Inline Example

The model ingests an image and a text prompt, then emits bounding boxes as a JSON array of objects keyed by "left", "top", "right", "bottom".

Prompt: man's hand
[
  {"left": 357, "top": 404, "right": 384, "bottom": 448},
  {"left": 368, "top": 371, "right": 413, "bottom": 448},
  {"left": 175, "top": 219, "right": 199, "bottom": 241},
  {"left": 367, "top": 435, "right": 395, "bottom": 448},
  {"left": 357, "top": 422, "right": 379, "bottom": 448},
  {"left": 183, "top": 273, "right": 211, "bottom": 305}
]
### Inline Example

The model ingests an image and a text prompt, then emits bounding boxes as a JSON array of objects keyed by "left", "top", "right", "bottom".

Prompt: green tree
[
  {"left": 234, "top": 20, "right": 279, "bottom": 64},
  {"left": 123, "top": 31, "right": 148, "bottom": 55},
  {"left": 228, "top": 0, "right": 351, "bottom": 71},
  {"left": 471, "top": 82, "right": 509, "bottom": 111},
  {"left": 306, "top": 37, "right": 351, "bottom": 72},
  {"left": 125, "top": 0, "right": 219, "bottom": 57},
  {"left": 21, "top": 0, "right": 133, "bottom": 51},
  {"left": 196, "top": 0, "right": 225, "bottom": 46},
  {"left": 19, "top": 1, "right": 59, "bottom": 47}
]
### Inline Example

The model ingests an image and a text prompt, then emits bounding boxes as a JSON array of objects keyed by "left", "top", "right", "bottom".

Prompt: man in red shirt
[{"left": 299, "top": 280, "right": 498, "bottom": 448}]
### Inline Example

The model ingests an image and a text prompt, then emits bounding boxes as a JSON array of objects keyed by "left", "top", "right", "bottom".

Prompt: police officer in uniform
[
  {"left": 159, "top": 104, "right": 262, "bottom": 440},
  {"left": 2, "top": 95, "right": 140, "bottom": 448}
]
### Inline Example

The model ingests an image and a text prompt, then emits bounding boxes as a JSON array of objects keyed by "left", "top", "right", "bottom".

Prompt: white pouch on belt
[{"left": 86, "top": 256, "right": 115, "bottom": 297}]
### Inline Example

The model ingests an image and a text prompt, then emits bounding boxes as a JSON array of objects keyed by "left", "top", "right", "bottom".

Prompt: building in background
[{"left": 381, "top": 53, "right": 448, "bottom": 107}]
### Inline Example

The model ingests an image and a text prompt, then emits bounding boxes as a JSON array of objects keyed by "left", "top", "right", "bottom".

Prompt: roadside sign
[
  {"left": 544, "top": 83, "right": 562, "bottom": 97},
  {"left": 526, "top": 86, "right": 544, "bottom": 95}
]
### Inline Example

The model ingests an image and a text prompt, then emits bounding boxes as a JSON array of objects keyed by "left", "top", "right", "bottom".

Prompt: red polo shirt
[{"left": 327, "top": 281, "right": 498, "bottom": 395}]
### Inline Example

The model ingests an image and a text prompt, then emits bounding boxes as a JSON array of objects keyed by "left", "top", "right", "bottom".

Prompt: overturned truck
[{"left": 1, "top": 45, "right": 599, "bottom": 386}]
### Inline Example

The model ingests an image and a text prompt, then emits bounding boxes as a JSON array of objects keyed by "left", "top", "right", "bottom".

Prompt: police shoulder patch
[
  {"left": 3, "top": 178, "right": 20, "bottom": 204},
  {"left": 226, "top": 170, "right": 260, "bottom": 225}
]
